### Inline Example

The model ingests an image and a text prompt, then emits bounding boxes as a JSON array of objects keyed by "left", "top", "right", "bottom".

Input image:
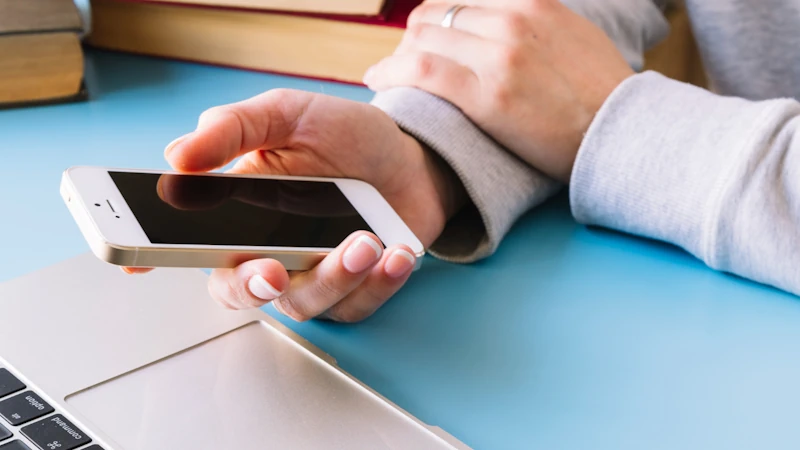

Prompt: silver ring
[{"left": 441, "top": 4, "right": 466, "bottom": 29}]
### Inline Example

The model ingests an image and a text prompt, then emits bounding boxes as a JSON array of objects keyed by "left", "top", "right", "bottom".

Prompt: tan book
[
  {"left": 87, "top": 0, "right": 417, "bottom": 84},
  {"left": 142, "top": 0, "right": 387, "bottom": 16},
  {"left": 0, "top": 32, "right": 85, "bottom": 106},
  {"left": 643, "top": 3, "right": 707, "bottom": 87},
  {"left": 0, "top": 0, "right": 83, "bottom": 34}
]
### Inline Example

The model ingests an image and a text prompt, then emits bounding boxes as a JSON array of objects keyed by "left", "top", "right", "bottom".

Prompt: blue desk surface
[{"left": 2, "top": 50, "right": 800, "bottom": 450}]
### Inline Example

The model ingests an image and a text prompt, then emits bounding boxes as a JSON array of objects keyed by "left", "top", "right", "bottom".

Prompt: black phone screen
[{"left": 109, "top": 172, "right": 374, "bottom": 248}]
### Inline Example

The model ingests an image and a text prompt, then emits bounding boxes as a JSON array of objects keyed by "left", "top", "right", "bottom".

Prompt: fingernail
[
  {"left": 384, "top": 249, "right": 416, "bottom": 278},
  {"left": 343, "top": 235, "right": 383, "bottom": 273},
  {"left": 164, "top": 133, "right": 191, "bottom": 158},
  {"left": 248, "top": 274, "right": 283, "bottom": 300}
]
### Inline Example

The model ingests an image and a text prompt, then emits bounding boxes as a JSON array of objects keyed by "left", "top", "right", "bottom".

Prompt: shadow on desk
[{"left": 84, "top": 48, "right": 177, "bottom": 97}]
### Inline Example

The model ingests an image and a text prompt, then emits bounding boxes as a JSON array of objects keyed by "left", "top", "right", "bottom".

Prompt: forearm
[
  {"left": 369, "top": 0, "right": 669, "bottom": 262},
  {"left": 572, "top": 72, "right": 800, "bottom": 295},
  {"left": 373, "top": 87, "right": 560, "bottom": 262}
]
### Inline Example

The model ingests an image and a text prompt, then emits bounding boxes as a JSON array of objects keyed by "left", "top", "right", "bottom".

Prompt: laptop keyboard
[{"left": 0, "top": 368, "right": 102, "bottom": 450}]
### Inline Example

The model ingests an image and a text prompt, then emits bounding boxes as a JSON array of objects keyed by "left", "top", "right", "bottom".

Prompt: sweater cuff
[
  {"left": 372, "top": 87, "right": 560, "bottom": 263},
  {"left": 570, "top": 71, "right": 785, "bottom": 265}
]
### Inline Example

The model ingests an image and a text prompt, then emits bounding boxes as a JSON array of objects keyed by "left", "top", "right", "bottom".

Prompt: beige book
[{"left": 0, "top": 33, "right": 84, "bottom": 105}]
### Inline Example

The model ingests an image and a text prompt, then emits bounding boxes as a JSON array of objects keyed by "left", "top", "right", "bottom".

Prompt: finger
[
  {"left": 409, "top": 3, "right": 519, "bottom": 42},
  {"left": 208, "top": 258, "right": 291, "bottom": 310},
  {"left": 321, "top": 245, "right": 417, "bottom": 323},
  {"left": 420, "top": 0, "right": 558, "bottom": 15},
  {"left": 164, "top": 89, "right": 316, "bottom": 173},
  {"left": 271, "top": 232, "right": 385, "bottom": 321},
  {"left": 121, "top": 267, "right": 154, "bottom": 274},
  {"left": 394, "top": 22, "right": 496, "bottom": 66},
  {"left": 364, "top": 52, "right": 480, "bottom": 112}
]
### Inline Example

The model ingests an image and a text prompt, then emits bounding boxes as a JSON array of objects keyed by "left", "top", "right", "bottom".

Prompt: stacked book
[
  {"left": 87, "top": 0, "right": 421, "bottom": 84},
  {"left": 0, "top": 0, "right": 87, "bottom": 107}
]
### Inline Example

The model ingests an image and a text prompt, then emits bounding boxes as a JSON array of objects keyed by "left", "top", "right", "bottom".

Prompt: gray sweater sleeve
[
  {"left": 372, "top": 89, "right": 560, "bottom": 262},
  {"left": 372, "top": 0, "right": 668, "bottom": 262},
  {"left": 571, "top": 71, "right": 800, "bottom": 295}
]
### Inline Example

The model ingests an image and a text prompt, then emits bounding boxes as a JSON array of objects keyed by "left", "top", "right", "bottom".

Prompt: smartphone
[{"left": 60, "top": 167, "right": 425, "bottom": 270}]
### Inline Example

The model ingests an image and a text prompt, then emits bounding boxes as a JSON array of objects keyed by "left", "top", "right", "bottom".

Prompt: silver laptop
[{"left": 0, "top": 254, "right": 468, "bottom": 450}]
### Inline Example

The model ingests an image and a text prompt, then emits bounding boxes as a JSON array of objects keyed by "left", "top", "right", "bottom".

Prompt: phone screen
[{"left": 109, "top": 172, "right": 374, "bottom": 248}]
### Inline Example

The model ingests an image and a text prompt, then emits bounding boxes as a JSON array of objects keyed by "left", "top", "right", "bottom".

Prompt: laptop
[{"left": 0, "top": 253, "right": 468, "bottom": 450}]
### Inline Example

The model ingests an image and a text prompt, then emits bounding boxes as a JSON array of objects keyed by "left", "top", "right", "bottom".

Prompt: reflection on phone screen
[{"left": 109, "top": 172, "right": 374, "bottom": 248}]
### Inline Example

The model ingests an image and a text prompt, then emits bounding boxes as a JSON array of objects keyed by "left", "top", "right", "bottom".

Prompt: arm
[
  {"left": 370, "top": 0, "right": 668, "bottom": 262},
  {"left": 571, "top": 71, "right": 800, "bottom": 294},
  {"left": 372, "top": 88, "right": 558, "bottom": 262}
]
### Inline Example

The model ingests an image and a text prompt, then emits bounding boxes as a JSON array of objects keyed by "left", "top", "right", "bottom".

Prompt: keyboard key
[
  {"left": 0, "top": 370, "right": 25, "bottom": 398},
  {"left": 0, "top": 423, "right": 10, "bottom": 441},
  {"left": 0, "top": 392, "right": 54, "bottom": 426},
  {"left": 21, "top": 415, "right": 90, "bottom": 450},
  {"left": 83, "top": 446, "right": 104, "bottom": 450},
  {"left": 0, "top": 441, "right": 31, "bottom": 450}
]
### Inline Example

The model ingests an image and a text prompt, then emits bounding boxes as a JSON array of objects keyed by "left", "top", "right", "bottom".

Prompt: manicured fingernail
[
  {"left": 343, "top": 235, "right": 382, "bottom": 273},
  {"left": 164, "top": 133, "right": 191, "bottom": 158},
  {"left": 248, "top": 274, "right": 283, "bottom": 300},
  {"left": 384, "top": 249, "right": 416, "bottom": 278}
]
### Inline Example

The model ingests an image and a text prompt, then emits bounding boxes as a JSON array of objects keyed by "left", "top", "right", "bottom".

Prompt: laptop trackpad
[{"left": 66, "top": 321, "right": 450, "bottom": 450}]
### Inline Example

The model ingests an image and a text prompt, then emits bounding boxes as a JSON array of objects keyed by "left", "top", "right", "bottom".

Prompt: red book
[{"left": 86, "top": 0, "right": 421, "bottom": 84}]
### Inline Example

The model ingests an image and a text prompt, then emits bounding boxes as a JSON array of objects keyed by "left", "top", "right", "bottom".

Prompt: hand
[
  {"left": 126, "top": 89, "right": 465, "bottom": 322},
  {"left": 363, "top": 0, "right": 634, "bottom": 182}
]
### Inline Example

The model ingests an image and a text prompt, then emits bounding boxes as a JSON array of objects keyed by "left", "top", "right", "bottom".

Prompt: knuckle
[
  {"left": 496, "top": 45, "right": 523, "bottom": 69},
  {"left": 312, "top": 274, "right": 346, "bottom": 303},
  {"left": 412, "top": 52, "right": 436, "bottom": 80},
  {"left": 406, "top": 23, "right": 428, "bottom": 42},
  {"left": 528, "top": 0, "right": 555, "bottom": 15},
  {"left": 274, "top": 294, "right": 313, "bottom": 322},
  {"left": 501, "top": 12, "right": 529, "bottom": 39}
]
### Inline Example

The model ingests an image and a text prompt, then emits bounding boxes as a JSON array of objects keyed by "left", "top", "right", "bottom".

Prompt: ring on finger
[{"left": 441, "top": 4, "right": 466, "bottom": 28}]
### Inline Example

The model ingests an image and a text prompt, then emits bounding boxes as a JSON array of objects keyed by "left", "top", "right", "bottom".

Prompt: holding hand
[
  {"left": 129, "top": 90, "right": 464, "bottom": 322},
  {"left": 364, "top": 0, "right": 634, "bottom": 182}
]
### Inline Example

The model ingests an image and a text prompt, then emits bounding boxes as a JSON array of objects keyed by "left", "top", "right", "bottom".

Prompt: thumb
[{"left": 164, "top": 89, "right": 316, "bottom": 173}]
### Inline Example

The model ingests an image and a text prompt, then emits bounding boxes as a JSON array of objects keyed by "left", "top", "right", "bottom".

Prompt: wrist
[
  {"left": 397, "top": 133, "right": 466, "bottom": 248},
  {"left": 421, "top": 140, "right": 467, "bottom": 222}
]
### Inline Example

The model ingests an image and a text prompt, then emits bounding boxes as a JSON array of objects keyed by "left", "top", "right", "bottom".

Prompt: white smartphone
[{"left": 60, "top": 167, "right": 425, "bottom": 270}]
